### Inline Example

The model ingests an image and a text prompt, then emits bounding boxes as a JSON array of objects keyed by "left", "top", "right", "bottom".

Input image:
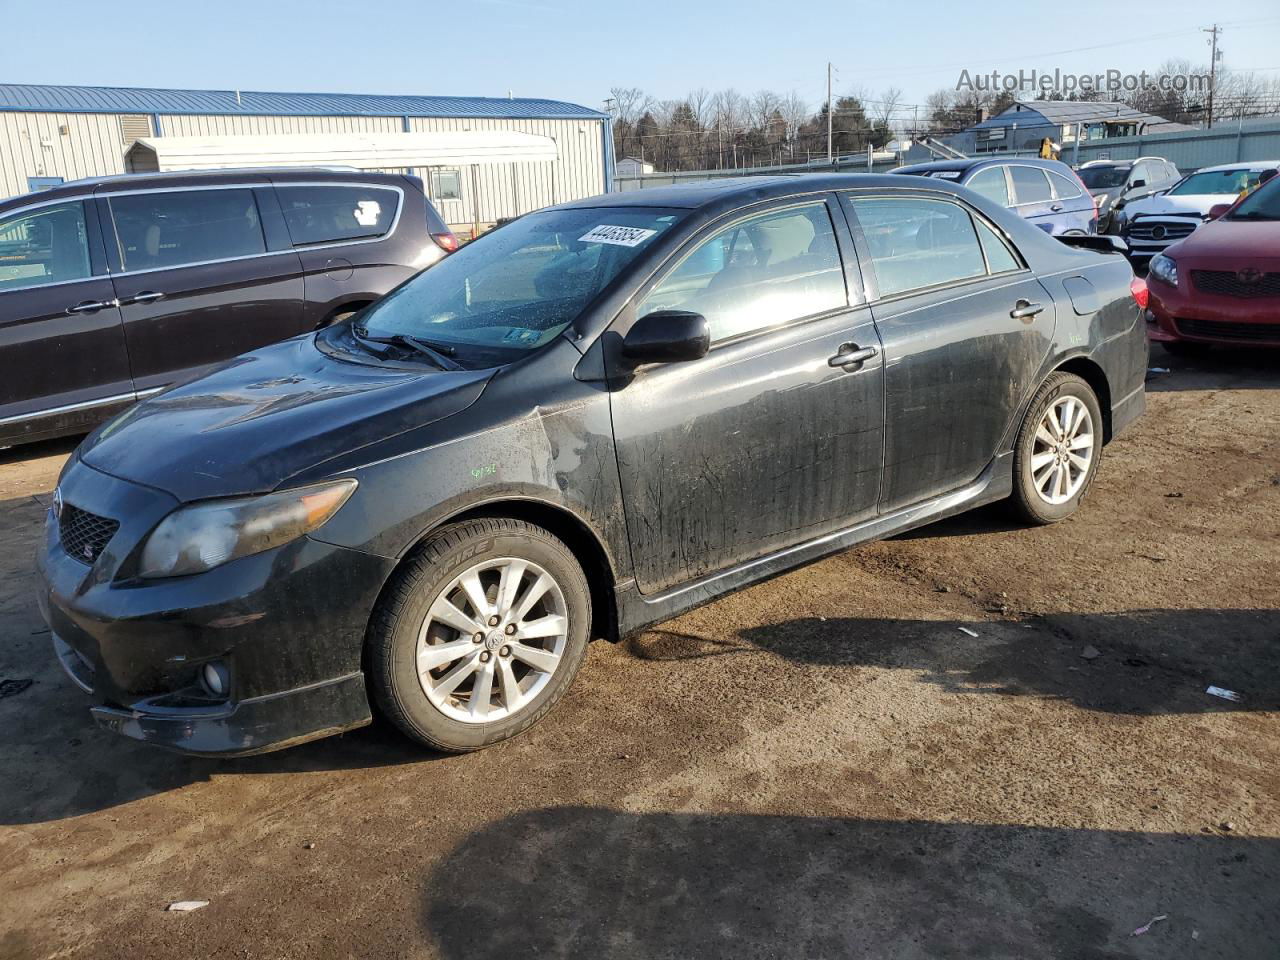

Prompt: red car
[{"left": 1145, "top": 177, "right": 1280, "bottom": 354}]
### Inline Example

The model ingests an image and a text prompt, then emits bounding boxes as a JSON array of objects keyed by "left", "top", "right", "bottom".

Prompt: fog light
[{"left": 201, "top": 662, "right": 230, "bottom": 697}]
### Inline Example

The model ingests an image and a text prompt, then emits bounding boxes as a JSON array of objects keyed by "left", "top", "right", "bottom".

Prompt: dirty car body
[{"left": 36, "top": 174, "right": 1147, "bottom": 756}]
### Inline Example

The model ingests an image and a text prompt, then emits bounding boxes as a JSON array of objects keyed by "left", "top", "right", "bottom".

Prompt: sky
[{"left": 4, "top": 0, "right": 1279, "bottom": 121}]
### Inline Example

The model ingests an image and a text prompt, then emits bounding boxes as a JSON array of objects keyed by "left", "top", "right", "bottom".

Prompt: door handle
[
  {"left": 1010, "top": 299, "right": 1045, "bottom": 320},
  {"left": 828, "top": 343, "right": 879, "bottom": 368},
  {"left": 1050, "top": 204, "right": 1064, "bottom": 212},
  {"left": 118, "top": 290, "right": 166, "bottom": 305},
  {"left": 66, "top": 299, "right": 117, "bottom": 315}
]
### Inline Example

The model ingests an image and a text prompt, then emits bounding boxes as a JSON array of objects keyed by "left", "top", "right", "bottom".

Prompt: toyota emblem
[
  {"left": 51, "top": 486, "right": 63, "bottom": 519},
  {"left": 1236, "top": 267, "right": 1263, "bottom": 283}
]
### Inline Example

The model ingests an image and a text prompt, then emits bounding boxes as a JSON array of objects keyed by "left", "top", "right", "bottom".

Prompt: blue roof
[{"left": 0, "top": 83, "right": 607, "bottom": 120}]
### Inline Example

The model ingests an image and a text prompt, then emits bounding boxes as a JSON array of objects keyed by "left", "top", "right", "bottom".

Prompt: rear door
[
  {"left": 1008, "top": 164, "right": 1059, "bottom": 233},
  {"left": 842, "top": 190, "right": 1056, "bottom": 512},
  {"left": 608, "top": 196, "right": 885, "bottom": 595},
  {"left": 1045, "top": 169, "right": 1095, "bottom": 234},
  {"left": 100, "top": 184, "right": 305, "bottom": 393},
  {"left": 0, "top": 198, "right": 133, "bottom": 439}
]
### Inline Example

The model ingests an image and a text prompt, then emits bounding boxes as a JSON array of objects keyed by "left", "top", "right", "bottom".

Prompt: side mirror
[
  {"left": 1130, "top": 179, "right": 1146, "bottom": 190},
  {"left": 1207, "top": 203, "right": 1232, "bottom": 221},
  {"left": 622, "top": 310, "right": 710, "bottom": 366}
]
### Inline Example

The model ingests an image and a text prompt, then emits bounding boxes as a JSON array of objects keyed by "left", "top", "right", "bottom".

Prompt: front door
[
  {"left": 608, "top": 197, "right": 885, "bottom": 595},
  {"left": 842, "top": 191, "right": 1056, "bottom": 512},
  {"left": 100, "top": 186, "right": 304, "bottom": 392},
  {"left": 0, "top": 199, "right": 133, "bottom": 440}
]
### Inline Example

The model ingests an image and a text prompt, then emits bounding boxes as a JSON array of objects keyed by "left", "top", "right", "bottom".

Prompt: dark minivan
[
  {"left": 37, "top": 174, "right": 1146, "bottom": 758},
  {"left": 0, "top": 168, "right": 455, "bottom": 447},
  {"left": 892, "top": 157, "right": 1097, "bottom": 237}
]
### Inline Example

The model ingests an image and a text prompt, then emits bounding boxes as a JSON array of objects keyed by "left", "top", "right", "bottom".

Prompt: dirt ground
[{"left": 1, "top": 346, "right": 1277, "bottom": 959}]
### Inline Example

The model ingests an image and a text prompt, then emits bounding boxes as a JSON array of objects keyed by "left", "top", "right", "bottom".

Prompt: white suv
[{"left": 1121, "top": 161, "right": 1280, "bottom": 262}]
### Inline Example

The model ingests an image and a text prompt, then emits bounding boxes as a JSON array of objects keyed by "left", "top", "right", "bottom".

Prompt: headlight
[
  {"left": 1149, "top": 253, "right": 1178, "bottom": 288},
  {"left": 1096, "top": 194, "right": 1110, "bottom": 211},
  {"left": 139, "top": 480, "right": 357, "bottom": 579}
]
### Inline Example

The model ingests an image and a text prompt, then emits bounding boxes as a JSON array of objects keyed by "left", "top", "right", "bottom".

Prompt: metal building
[{"left": 0, "top": 83, "right": 614, "bottom": 232}]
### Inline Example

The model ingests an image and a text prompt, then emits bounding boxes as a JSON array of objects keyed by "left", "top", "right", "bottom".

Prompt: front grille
[
  {"left": 1176, "top": 317, "right": 1280, "bottom": 343},
  {"left": 1191, "top": 269, "right": 1280, "bottom": 299},
  {"left": 59, "top": 504, "right": 119, "bottom": 565},
  {"left": 1128, "top": 219, "right": 1197, "bottom": 243}
]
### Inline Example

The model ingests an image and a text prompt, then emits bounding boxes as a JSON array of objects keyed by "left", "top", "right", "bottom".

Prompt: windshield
[
  {"left": 352, "top": 206, "right": 684, "bottom": 365},
  {"left": 1168, "top": 169, "right": 1264, "bottom": 197},
  {"left": 1077, "top": 166, "right": 1130, "bottom": 189},
  {"left": 1226, "top": 178, "right": 1280, "bottom": 221}
]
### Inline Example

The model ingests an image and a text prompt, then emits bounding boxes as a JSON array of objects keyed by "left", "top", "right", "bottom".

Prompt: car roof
[
  {"left": 1195, "top": 161, "right": 1280, "bottom": 173},
  {"left": 553, "top": 173, "right": 918, "bottom": 211},
  {"left": 892, "top": 157, "right": 1075, "bottom": 176},
  {"left": 0, "top": 167, "right": 407, "bottom": 211}
]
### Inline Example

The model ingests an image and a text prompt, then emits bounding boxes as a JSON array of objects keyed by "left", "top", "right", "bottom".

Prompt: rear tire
[
  {"left": 1010, "top": 372, "right": 1103, "bottom": 525},
  {"left": 367, "top": 518, "right": 591, "bottom": 753}
]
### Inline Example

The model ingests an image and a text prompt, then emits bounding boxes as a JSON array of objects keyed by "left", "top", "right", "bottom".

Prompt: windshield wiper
[
  {"left": 1229, "top": 210, "right": 1277, "bottom": 221},
  {"left": 351, "top": 325, "right": 463, "bottom": 370}
]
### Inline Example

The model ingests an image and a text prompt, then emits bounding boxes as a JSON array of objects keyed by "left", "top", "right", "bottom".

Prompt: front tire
[
  {"left": 368, "top": 518, "right": 591, "bottom": 752},
  {"left": 1010, "top": 372, "right": 1103, "bottom": 525}
]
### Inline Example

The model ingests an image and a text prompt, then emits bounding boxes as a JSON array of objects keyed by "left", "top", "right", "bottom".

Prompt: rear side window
[
  {"left": 277, "top": 185, "right": 401, "bottom": 246},
  {"left": 1010, "top": 166, "right": 1053, "bottom": 204},
  {"left": 847, "top": 196, "right": 986, "bottom": 297},
  {"left": 975, "top": 219, "right": 1020, "bottom": 273},
  {"left": 1047, "top": 171, "right": 1082, "bottom": 200},
  {"left": 110, "top": 189, "right": 266, "bottom": 271},
  {"left": 965, "top": 166, "right": 1010, "bottom": 206},
  {"left": 0, "top": 201, "right": 91, "bottom": 292},
  {"left": 640, "top": 202, "right": 847, "bottom": 343}
]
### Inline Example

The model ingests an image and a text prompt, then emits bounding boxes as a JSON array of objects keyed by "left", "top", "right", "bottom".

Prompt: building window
[
  {"left": 26, "top": 176, "right": 65, "bottom": 193},
  {"left": 430, "top": 169, "right": 462, "bottom": 202}
]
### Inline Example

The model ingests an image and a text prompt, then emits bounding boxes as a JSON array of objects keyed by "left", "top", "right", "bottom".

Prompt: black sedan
[{"left": 36, "top": 174, "right": 1148, "bottom": 756}]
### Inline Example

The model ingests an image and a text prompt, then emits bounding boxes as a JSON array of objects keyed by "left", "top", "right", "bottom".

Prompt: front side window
[
  {"left": 1010, "top": 166, "right": 1053, "bottom": 204},
  {"left": 0, "top": 202, "right": 91, "bottom": 293},
  {"left": 847, "top": 195, "right": 986, "bottom": 297},
  {"left": 353, "top": 206, "right": 684, "bottom": 366},
  {"left": 638, "top": 203, "right": 847, "bottom": 343},
  {"left": 277, "top": 185, "right": 400, "bottom": 245},
  {"left": 430, "top": 169, "right": 462, "bottom": 202},
  {"left": 110, "top": 189, "right": 266, "bottom": 271},
  {"left": 965, "top": 166, "right": 1010, "bottom": 207}
]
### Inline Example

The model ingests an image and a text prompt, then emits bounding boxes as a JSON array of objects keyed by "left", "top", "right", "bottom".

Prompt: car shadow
[
  {"left": 734, "top": 608, "right": 1279, "bottom": 716},
  {"left": 421, "top": 806, "right": 1280, "bottom": 958},
  {"left": 0, "top": 434, "right": 81, "bottom": 466},
  {"left": 1144, "top": 345, "right": 1279, "bottom": 393}
]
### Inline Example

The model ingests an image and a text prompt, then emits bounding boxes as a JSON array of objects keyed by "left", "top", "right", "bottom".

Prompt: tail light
[
  {"left": 431, "top": 231, "right": 459, "bottom": 253},
  {"left": 1130, "top": 276, "right": 1149, "bottom": 309}
]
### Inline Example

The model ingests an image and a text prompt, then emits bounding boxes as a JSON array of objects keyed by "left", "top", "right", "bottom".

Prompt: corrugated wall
[
  {"left": 0, "top": 111, "right": 609, "bottom": 225},
  {"left": 0, "top": 111, "right": 127, "bottom": 198},
  {"left": 407, "top": 116, "right": 606, "bottom": 226}
]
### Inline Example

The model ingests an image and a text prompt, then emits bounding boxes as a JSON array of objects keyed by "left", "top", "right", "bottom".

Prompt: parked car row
[
  {"left": 1076, "top": 157, "right": 1182, "bottom": 234},
  {"left": 0, "top": 169, "right": 455, "bottom": 447}
]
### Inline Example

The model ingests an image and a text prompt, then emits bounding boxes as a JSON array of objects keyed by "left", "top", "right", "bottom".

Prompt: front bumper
[
  {"left": 1147, "top": 280, "right": 1280, "bottom": 348},
  {"left": 36, "top": 457, "right": 397, "bottom": 756}
]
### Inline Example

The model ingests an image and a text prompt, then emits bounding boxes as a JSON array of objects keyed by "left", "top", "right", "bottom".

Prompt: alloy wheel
[
  {"left": 415, "top": 557, "right": 568, "bottom": 723},
  {"left": 1031, "top": 396, "right": 1095, "bottom": 505}
]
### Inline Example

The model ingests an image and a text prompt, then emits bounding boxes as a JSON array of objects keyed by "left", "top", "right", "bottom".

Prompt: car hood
[
  {"left": 80, "top": 334, "right": 493, "bottom": 502},
  {"left": 1165, "top": 219, "right": 1280, "bottom": 266},
  {"left": 1126, "top": 193, "right": 1227, "bottom": 218}
]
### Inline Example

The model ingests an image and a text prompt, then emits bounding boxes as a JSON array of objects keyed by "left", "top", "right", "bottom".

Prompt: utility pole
[
  {"left": 827, "top": 62, "right": 834, "bottom": 162},
  {"left": 1203, "top": 23, "right": 1221, "bottom": 128}
]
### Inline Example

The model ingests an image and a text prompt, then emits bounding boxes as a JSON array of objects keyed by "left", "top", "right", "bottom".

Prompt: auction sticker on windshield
[{"left": 579, "top": 225, "right": 658, "bottom": 247}]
